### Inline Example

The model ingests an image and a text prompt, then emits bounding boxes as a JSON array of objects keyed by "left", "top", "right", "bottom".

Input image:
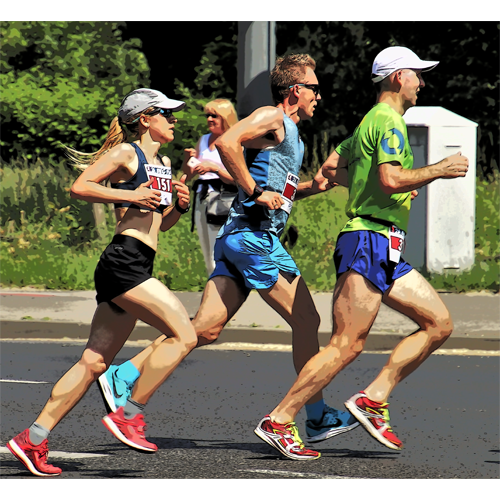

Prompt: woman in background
[{"left": 183, "top": 98, "right": 238, "bottom": 276}]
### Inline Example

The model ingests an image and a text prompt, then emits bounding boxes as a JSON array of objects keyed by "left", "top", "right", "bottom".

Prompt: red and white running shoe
[
  {"left": 102, "top": 407, "right": 157, "bottom": 452},
  {"left": 254, "top": 415, "right": 320, "bottom": 460},
  {"left": 345, "top": 391, "right": 403, "bottom": 450},
  {"left": 6, "top": 429, "right": 62, "bottom": 476}
]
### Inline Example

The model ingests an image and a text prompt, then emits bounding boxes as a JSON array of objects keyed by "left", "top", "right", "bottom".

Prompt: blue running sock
[
  {"left": 305, "top": 398, "right": 326, "bottom": 423},
  {"left": 115, "top": 360, "right": 140, "bottom": 386}
]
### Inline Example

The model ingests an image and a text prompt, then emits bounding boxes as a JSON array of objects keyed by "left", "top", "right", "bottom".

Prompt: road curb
[{"left": 1, "top": 320, "right": 498, "bottom": 352}]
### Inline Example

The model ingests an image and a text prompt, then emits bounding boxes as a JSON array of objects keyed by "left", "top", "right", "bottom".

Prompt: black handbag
[{"left": 205, "top": 186, "right": 237, "bottom": 225}]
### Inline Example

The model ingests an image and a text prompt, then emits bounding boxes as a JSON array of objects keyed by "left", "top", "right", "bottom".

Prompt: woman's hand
[
  {"left": 182, "top": 148, "right": 197, "bottom": 178},
  {"left": 193, "top": 160, "right": 220, "bottom": 175},
  {"left": 173, "top": 174, "right": 190, "bottom": 209},
  {"left": 130, "top": 178, "right": 162, "bottom": 209}
]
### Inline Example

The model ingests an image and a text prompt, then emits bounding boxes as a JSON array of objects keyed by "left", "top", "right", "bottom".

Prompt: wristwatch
[
  {"left": 174, "top": 199, "right": 190, "bottom": 214},
  {"left": 248, "top": 184, "right": 264, "bottom": 202}
]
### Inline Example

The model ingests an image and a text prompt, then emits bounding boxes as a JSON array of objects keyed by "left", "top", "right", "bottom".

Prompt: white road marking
[
  {"left": 0, "top": 379, "right": 49, "bottom": 384},
  {"left": 0, "top": 339, "right": 498, "bottom": 356},
  {"left": 0, "top": 446, "right": 108, "bottom": 459},
  {"left": 238, "top": 468, "right": 363, "bottom": 479}
]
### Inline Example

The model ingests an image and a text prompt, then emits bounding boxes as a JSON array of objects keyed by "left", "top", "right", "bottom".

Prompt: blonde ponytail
[
  {"left": 63, "top": 116, "right": 128, "bottom": 170},
  {"left": 62, "top": 105, "right": 158, "bottom": 170}
]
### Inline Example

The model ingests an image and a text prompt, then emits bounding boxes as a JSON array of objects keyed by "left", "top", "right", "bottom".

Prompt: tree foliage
[
  {"left": 0, "top": 21, "right": 150, "bottom": 160},
  {"left": 276, "top": 21, "right": 499, "bottom": 179},
  {"left": 168, "top": 28, "right": 238, "bottom": 168}
]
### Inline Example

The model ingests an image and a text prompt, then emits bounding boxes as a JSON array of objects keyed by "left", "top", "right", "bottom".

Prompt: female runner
[{"left": 6, "top": 88, "right": 197, "bottom": 476}]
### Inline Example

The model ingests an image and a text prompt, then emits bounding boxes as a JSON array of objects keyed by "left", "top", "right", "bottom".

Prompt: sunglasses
[
  {"left": 205, "top": 113, "right": 218, "bottom": 119},
  {"left": 130, "top": 108, "right": 174, "bottom": 124},
  {"left": 158, "top": 108, "right": 174, "bottom": 119},
  {"left": 289, "top": 83, "right": 321, "bottom": 96}
]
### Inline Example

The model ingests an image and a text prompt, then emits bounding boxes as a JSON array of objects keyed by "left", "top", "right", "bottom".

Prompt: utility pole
[{"left": 237, "top": 21, "right": 276, "bottom": 119}]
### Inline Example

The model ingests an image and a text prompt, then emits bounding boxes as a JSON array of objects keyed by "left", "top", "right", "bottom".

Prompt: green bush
[
  {"left": 0, "top": 21, "right": 150, "bottom": 161},
  {"left": 0, "top": 157, "right": 97, "bottom": 246}
]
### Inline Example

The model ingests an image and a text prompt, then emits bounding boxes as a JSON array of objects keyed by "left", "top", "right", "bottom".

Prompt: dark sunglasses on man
[{"left": 289, "top": 83, "right": 321, "bottom": 97}]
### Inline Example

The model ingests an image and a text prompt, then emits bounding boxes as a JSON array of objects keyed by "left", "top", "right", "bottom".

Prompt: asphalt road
[{"left": 0, "top": 341, "right": 499, "bottom": 481}]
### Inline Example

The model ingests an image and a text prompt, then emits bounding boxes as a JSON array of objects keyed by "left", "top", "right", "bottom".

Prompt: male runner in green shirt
[{"left": 254, "top": 46, "right": 469, "bottom": 459}]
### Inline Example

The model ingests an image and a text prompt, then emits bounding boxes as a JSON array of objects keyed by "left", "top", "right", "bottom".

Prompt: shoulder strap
[
  {"left": 199, "top": 134, "right": 210, "bottom": 151},
  {"left": 130, "top": 143, "right": 147, "bottom": 165}
]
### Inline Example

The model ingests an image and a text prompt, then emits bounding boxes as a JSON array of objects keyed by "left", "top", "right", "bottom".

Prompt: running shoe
[
  {"left": 344, "top": 391, "right": 403, "bottom": 450},
  {"left": 254, "top": 415, "right": 320, "bottom": 460},
  {"left": 6, "top": 429, "right": 62, "bottom": 476},
  {"left": 102, "top": 406, "right": 157, "bottom": 452},
  {"left": 97, "top": 364, "right": 133, "bottom": 413},
  {"left": 306, "top": 404, "right": 360, "bottom": 443}
]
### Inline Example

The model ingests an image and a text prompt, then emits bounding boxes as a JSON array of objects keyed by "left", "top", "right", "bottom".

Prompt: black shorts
[{"left": 94, "top": 234, "right": 156, "bottom": 305}]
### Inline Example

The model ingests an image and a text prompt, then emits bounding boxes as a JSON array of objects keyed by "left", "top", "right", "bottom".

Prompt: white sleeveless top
[{"left": 196, "top": 134, "right": 227, "bottom": 193}]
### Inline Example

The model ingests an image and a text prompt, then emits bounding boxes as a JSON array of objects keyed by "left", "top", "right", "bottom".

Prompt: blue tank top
[
  {"left": 111, "top": 143, "right": 167, "bottom": 214},
  {"left": 218, "top": 113, "right": 304, "bottom": 238}
]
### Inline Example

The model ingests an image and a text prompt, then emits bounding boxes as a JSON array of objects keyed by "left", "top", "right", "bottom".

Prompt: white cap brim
[
  {"left": 118, "top": 88, "right": 186, "bottom": 123},
  {"left": 371, "top": 47, "right": 439, "bottom": 83},
  {"left": 155, "top": 95, "right": 186, "bottom": 112},
  {"left": 372, "top": 60, "right": 439, "bottom": 82}
]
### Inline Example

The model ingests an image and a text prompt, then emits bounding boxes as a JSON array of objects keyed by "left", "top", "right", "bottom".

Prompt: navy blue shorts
[
  {"left": 210, "top": 231, "right": 300, "bottom": 290},
  {"left": 334, "top": 230, "right": 413, "bottom": 294}
]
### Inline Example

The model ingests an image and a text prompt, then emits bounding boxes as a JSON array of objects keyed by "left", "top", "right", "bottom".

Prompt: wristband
[
  {"left": 248, "top": 184, "right": 264, "bottom": 202},
  {"left": 174, "top": 199, "right": 190, "bottom": 214}
]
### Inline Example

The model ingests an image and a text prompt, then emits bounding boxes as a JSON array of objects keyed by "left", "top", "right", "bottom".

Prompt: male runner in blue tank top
[{"left": 97, "top": 54, "right": 359, "bottom": 457}]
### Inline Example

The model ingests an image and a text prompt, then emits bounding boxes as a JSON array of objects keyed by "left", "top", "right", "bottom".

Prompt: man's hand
[
  {"left": 312, "top": 167, "right": 337, "bottom": 193},
  {"left": 410, "top": 190, "right": 419, "bottom": 200},
  {"left": 255, "top": 191, "right": 285, "bottom": 210},
  {"left": 435, "top": 152, "right": 469, "bottom": 179}
]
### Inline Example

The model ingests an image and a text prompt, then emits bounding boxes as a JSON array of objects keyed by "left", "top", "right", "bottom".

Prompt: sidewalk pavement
[{"left": 0, "top": 288, "right": 499, "bottom": 352}]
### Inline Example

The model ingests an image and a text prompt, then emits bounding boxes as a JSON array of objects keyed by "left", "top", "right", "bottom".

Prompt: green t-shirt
[{"left": 335, "top": 103, "right": 413, "bottom": 236}]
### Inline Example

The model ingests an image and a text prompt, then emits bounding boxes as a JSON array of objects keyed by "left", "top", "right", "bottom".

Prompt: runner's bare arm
[
  {"left": 295, "top": 151, "right": 349, "bottom": 200},
  {"left": 322, "top": 150, "right": 349, "bottom": 187},
  {"left": 379, "top": 152, "right": 469, "bottom": 194},
  {"left": 295, "top": 167, "right": 334, "bottom": 200},
  {"left": 70, "top": 143, "right": 162, "bottom": 209},
  {"left": 215, "top": 106, "right": 286, "bottom": 208}
]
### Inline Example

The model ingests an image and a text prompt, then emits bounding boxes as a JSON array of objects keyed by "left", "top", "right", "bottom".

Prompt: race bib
[
  {"left": 389, "top": 225, "right": 406, "bottom": 264},
  {"left": 281, "top": 173, "right": 299, "bottom": 214},
  {"left": 145, "top": 164, "right": 172, "bottom": 206}
]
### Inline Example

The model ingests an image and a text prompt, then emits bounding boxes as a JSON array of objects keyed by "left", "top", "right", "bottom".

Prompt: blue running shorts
[
  {"left": 210, "top": 231, "right": 300, "bottom": 290},
  {"left": 334, "top": 230, "right": 413, "bottom": 294}
]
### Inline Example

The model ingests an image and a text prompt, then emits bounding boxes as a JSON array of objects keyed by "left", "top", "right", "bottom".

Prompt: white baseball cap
[
  {"left": 118, "top": 88, "right": 186, "bottom": 123},
  {"left": 371, "top": 46, "right": 439, "bottom": 83}
]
